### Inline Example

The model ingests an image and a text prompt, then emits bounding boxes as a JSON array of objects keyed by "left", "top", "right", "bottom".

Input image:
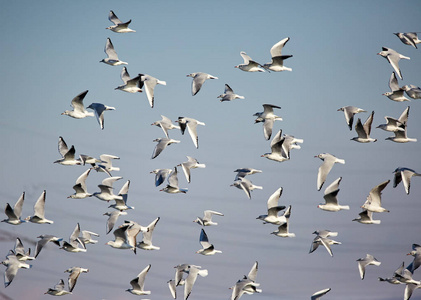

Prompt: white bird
[
  {"left": 337, "top": 106, "right": 367, "bottom": 131},
  {"left": 393, "top": 167, "right": 421, "bottom": 195},
  {"left": 235, "top": 51, "right": 265, "bottom": 72},
  {"left": 34, "top": 234, "right": 62, "bottom": 258},
  {"left": 186, "top": 72, "right": 218, "bottom": 96},
  {"left": 79, "top": 230, "right": 99, "bottom": 245},
  {"left": 352, "top": 209, "right": 381, "bottom": 225},
  {"left": 97, "top": 154, "right": 120, "bottom": 174},
  {"left": 231, "top": 177, "right": 262, "bottom": 199},
  {"left": 230, "top": 279, "right": 262, "bottom": 300},
  {"left": 114, "top": 67, "right": 142, "bottom": 93},
  {"left": 61, "top": 90, "right": 94, "bottom": 119},
  {"left": 64, "top": 267, "right": 89, "bottom": 292},
  {"left": 383, "top": 72, "right": 409, "bottom": 102},
  {"left": 310, "top": 230, "right": 341, "bottom": 257},
  {"left": 234, "top": 168, "right": 262, "bottom": 180},
  {"left": 10, "top": 238, "right": 35, "bottom": 261},
  {"left": 2, "top": 192, "right": 27, "bottom": 225},
  {"left": 150, "top": 168, "right": 173, "bottom": 187},
  {"left": 60, "top": 223, "right": 86, "bottom": 253},
  {"left": 385, "top": 126, "right": 417, "bottom": 143},
  {"left": 217, "top": 84, "right": 245, "bottom": 102},
  {"left": 318, "top": 177, "right": 350, "bottom": 211},
  {"left": 178, "top": 156, "right": 206, "bottom": 183},
  {"left": 44, "top": 279, "right": 72, "bottom": 296},
  {"left": 257, "top": 204, "right": 289, "bottom": 225},
  {"left": 54, "top": 136, "right": 81, "bottom": 166},
  {"left": 106, "top": 10, "right": 135, "bottom": 33},
  {"left": 196, "top": 228, "right": 221, "bottom": 255},
  {"left": 394, "top": 32, "right": 421, "bottom": 48},
  {"left": 253, "top": 104, "right": 282, "bottom": 140},
  {"left": 193, "top": 210, "right": 224, "bottom": 226},
  {"left": 100, "top": 37, "right": 127, "bottom": 66},
  {"left": 104, "top": 210, "right": 127, "bottom": 234},
  {"left": 393, "top": 262, "right": 420, "bottom": 285},
  {"left": 315, "top": 153, "right": 345, "bottom": 191},
  {"left": 160, "top": 167, "right": 188, "bottom": 194},
  {"left": 106, "top": 225, "right": 135, "bottom": 250},
  {"left": 377, "top": 47, "right": 410, "bottom": 80},
  {"left": 137, "top": 217, "right": 160, "bottom": 250},
  {"left": 311, "top": 288, "right": 331, "bottom": 300},
  {"left": 261, "top": 130, "right": 295, "bottom": 163},
  {"left": 108, "top": 180, "right": 134, "bottom": 211},
  {"left": 402, "top": 84, "right": 421, "bottom": 99},
  {"left": 407, "top": 244, "right": 421, "bottom": 274},
  {"left": 357, "top": 254, "right": 381, "bottom": 280},
  {"left": 377, "top": 106, "right": 409, "bottom": 132},
  {"left": 25, "top": 190, "right": 54, "bottom": 224},
  {"left": 151, "top": 115, "right": 180, "bottom": 138},
  {"left": 271, "top": 211, "right": 295, "bottom": 238},
  {"left": 361, "top": 180, "right": 390, "bottom": 213},
  {"left": 126, "top": 264, "right": 151, "bottom": 295},
  {"left": 351, "top": 111, "right": 377, "bottom": 143},
  {"left": 92, "top": 176, "right": 123, "bottom": 202},
  {"left": 139, "top": 74, "right": 167, "bottom": 108},
  {"left": 119, "top": 220, "right": 148, "bottom": 253},
  {"left": 176, "top": 117, "right": 205, "bottom": 149},
  {"left": 68, "top": 168, "right": 92, "bottom": 199},
  {"left": 262, "top": 37, "right": 293, "bottom": 72},
  {"left": 183, "top": 265, "right": 208, "bottom": 300},
  {"left": 87, "top": 102, "right": 115, "bottom": 130},
  {"left": 2, "top": 254, "right": 31, "bottom": 288},
  {"left": 152, "top": 137, "right": 180, "bottom": 159}
]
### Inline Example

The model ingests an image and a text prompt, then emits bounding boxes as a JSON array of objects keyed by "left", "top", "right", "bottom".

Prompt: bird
[
  {"left": 315, "top": 153, "right": 345, "bottom": 191},
  {"left": 311, "top": 288, "right": 331, "bottom": 300},
  {"left": 2, "top": 254, "right": 32, "bottom": 287},
  {"left": 361, "top": 180, "right": 390, "bottom": 213},
  {"left": 136, "top": 217, "right": 160, "bottom": 250},
  {"left": 230, "top": 279, "right": 262, "bottom": 300},
  {"left": 217, "top": 84, "right": 245, "bottom": 102},
  {"left": 44, "top": 279, "right": 72, "bottom": 296},
  {"left": 234, "top": 168, "right": 262, "bottom": 180},
  {"left": 160, "top": 167, "right": 188, "bottom": 193},
  {"left": 87, "top": 102, "right": 115, "bottom": 130},
  {"left": 186, "top": 72, "right": 218, "bottom": 95},
  {"left": 309, "top": 230, "right": 341, "bottom": 257},
  {"left": 92, "top": 176, "right": 123, "bottom": 202},
  {"left": 64, "top": 267, "right": 89, "bottom": 292},
  {"left": 2, "top": 192, "right": 27, "bottom": 225},
  {"left": 318, "top": 177, "right": 350, "bottom": 211},
  {"left": 126, "top": 264, "right": 151, "bottom": 295},
  {"left": 25, "top": 190, "right": 54, "bottom": 224},
  {"left": 393, "top": 167, "right": 421, "bottom": 195},
  {"left": 352, "top": 209, "right": 381, "bottom": 225},
  {"left": 106, "top": 225, "right": 135, "bottom": 250},
  {"left": 114, "top": 67, "right": 142, "bottom": 93},
  {"left": 151, "top": 115, "right": 180, "bottom": 138},
  {"left": 357, "top": 254, "right": 381, "bottom": 280},
  {"left": 61, "top": 90, "right": 94, "bottom": 119},
  {"left": 230, "top": 177, "right": 263, "bottom": 199},
  {"left": 139, "top": 74, "right": 167, "bottom": 108},
  {"left": 106, "top": 10, "right": 135, "bottom": 33},
  {"left": 79, "top": 230, "right": 99, "bottom": 245},
  {"left": 183, "top": 265, "right": 208, "bottom": 300},
  {"left": 377, "top": 106, "right": 409, "bottom": 132},
  {"left": 235, "top": 51, "right": 265, "bottom": 72},
  {"left": 176, "top": 116, "right": 205, "bottom": 148},
  {"left": 54, "top": 136, "right": 82, "bottom": 166},
  {"left": 402, "top": 84, "right": 421, "bottom": 99},
  {"left": 193, "top": 210, "right": 224, "bottom": 226},
  {"left": 394, "top": 32, "right": 421, "bottom": 48},
  {"left": 10, "top": 238, "right": 35, "bottom": 261},
  {"left": 261, "top": 130, "right": 301, "bottom": 163},
  {"left": 271, "top": 211, "right": 295, "bottom": 238},
  {"left": 34, "top": 234, "right": 63, "bottom": 258},
  {"left": 104, "top": 210, "right": 127, "bottom": 234},
  {"left": 118, "top": 220, "right": 148, "bottom": 253},
  {"left": 97, "top": 154, "right": 120, "bottom": 174},
  {"left": 100, "top": 37, "right": 127, "bottom": 65},
  {"left": 377, "top": 47, "right": 410, "bottom": 80},
  {"left": 178, "top": 156, "right": 206, "bottom": 183},
  {"left": 108, "top": 180, "right": 134, "bottom": 211},
  {"left": 407, "top": 244, "right": 421, "bottom": 274},
  {"left": 150, "top": 168, "right": 173, "bottom": 187},
  {"left": 152, "top": 137, "right": 181, "bottom": 159},
  {"left": 337, "top": 106, "right": 367, "bottom": 131},
  {"left": 262, "top": 37, "right": 293, "bottom": 72},
  {"left": 385, "top": 126, "right": 417, "bottom": 143},
  {"left": 257, "top": 204, "right": 289, "bottom": 225},
  {"left": 383, "top": 72, "right": 409, "bottom": 102},
  {"left": 351, "top": 111, "right": 377, "bottom": 143},
  {"left": 196, "top": 228, "right": 222, "bottom": 255},
  {"left": 67, "top": 168, "right": 92, "bottom": 199},
  {"left": 393, "top": 262, "right": 420, "bottom": 285},
  {"left": 253, "top": 104, "right": 282, "bottom": 140},
  {"left": 60, "top": 223, "right": 87, "bottom": 253}
]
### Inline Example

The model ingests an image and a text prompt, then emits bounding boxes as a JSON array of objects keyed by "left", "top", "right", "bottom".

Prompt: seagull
[
  {"left": 108, "top": 180, "right": 134, "bottom": 211},
  {"left": 261, "top": 130, "right": 289, "bottom": 162},
  {"left": 234, "top": 168, "right": 262, "bottom": 180},
  {"left": 183, "top": 265, "right": 208, "bottom": 300},
  {"left": 92, "top": 176, "right": 123, "bottom": 202},
  {"left": 402, "top": 85, "right": 421, "bottom": 99},
  {"left": 271, "top": 210, "right": 295, "bottom": 238},
  {"left": 25, "top": 190, "right": 54, "bottom": 224},
  {"left": 311, "top": 288, "right": 331, "bottom": 300},
  {"left": 176, "top": 117, "right": 205, "bottom": 149},
  {"left": 106, "top": 10, "right": 135, "bottom": 33},
  {"left": 100, "top": 37, "right": 127, "bottom": 65},
  {"left": 61, "top": 90, "right": 94, "bottom": 119},
  {"left": 315, "top": 153, "right": 345, "bottom": 191},
  {"left": 337, "top": 106, "right": 367, "bottom": 131},
  {"left": 361, "top": 180, "right": 390, "bottom": 213},
  {"left": 54, "top": 136, "right": 81, "bottom": 166},
  {"left": 34, "top": 234, "right": 63, "bottom": 258},
  {"left": 106, "top": 225, "right": 135, "bottom": 250},
  {"left": 79, "top": 230, "right": 99, "bottom": 245},
  {"left": 119, "top": 220, "right": 148, "bottom": 253},
  {"left": 160, "top": 167, "right": 188, "bottom": 194},
  {"left": 262, "top": 37, "right": 293, "bottom": 72},
  {"left": 383, "top": 72, "right": 410, "bottom": 102},
  {"left": 114, "top": 67, "right": 142, "bottom": 93},
  {"left": 357, "top": 254, "right": 381, "bottom": 280},
  {"left": 310, "top": 230, "right": 341, "bottom": 257},
  {"left": 87, "top": 102, "right": 115, "bottom": 130},
  {"left": 136, "top": 217, "right": 160, "bottom": 250},
  {"left": 2, "top": 192, "right": 27, "bottom": 225},
  {"left": 257, "top": 204, "right": 289, "bottom": 225},
  {"left": 151, "top": 115, "right": 180, "bottom": 138},
  {"left": 152, "top": 138, "right": 180, "bottom": 159},
  {"left": 393, "top": 262, "right": 420, "bottom": 285},
  {"left": 44, "top": 279, "right": 72, "bottom": 296},
  {"left": 230, "top": 279, "right": 262, "bottom": 300},
  {"left": 178, "top": 156, "right": 206, "bottom": 183},
  {"left": 139, "top": 74, "right": 167, "bottom": 108},
  {"left": 2, "top": 254, "right": 31, "bottom": 287},
  {"left": 10, "top": 238, "right": 35, "bottom": 261},
  {"left": 68, "top": 168, "right": 92, "bottom": 199},
  {"left": 318, "top": 177, "right": 350, "bottom": 211},
  {"left": 196, "top": 228, "right": 222, "bottom": 255},
  {"left": 393, "top": 167, "right": 421, "bottom": 195},
  {"left": 193, "top": 210, "right": 224, "bottom": 226},
  {"left": 150, "top": 168, "right": 173, "bottom": 187},
  {"left": 377, "top": 47, "right": 410, "bottom": 80},
  {"left": 231, "top": 177, "right": 263, "bottom": 199},
  {"left": 186, "top": 72, "right": 218, "bottom": 96},
  {"left": 352, "top": 209, "right": 381, "bottom": 225},
  {"left": 217, "top": 84, "right": 245, "bottom": 102},
  {"left": 104, "top": 210, "right": 127, "bottom": 234},
  {"left": 253, "top": 104, "right": 282, "bottom": 140},
  {"left": 377, "top": 106, "right": 409, "bottom": 132},
  {"left": 64, "top": 267, "right": 89, "bottom": 292},
  {"left": 60, "top": 223, "right": 86, "bottom": 253},
  {"left": 351, "top": 111, "right": 377, "bottom": 143},
  {"left": 126, "top": 264, "right": 151, "bottom": 295},
  {"left": 235, "top": 51, "right": 265, "bottom": 72},
  {"left": 97, "top": 154, "right": 120, "bottom": 174},
  {"left": 385, "top": 126, "right": 417, "bottom": 143},
  {"left": 407, "top": 244, "right": 421, "bottom": 274},
  {"left": 394, "top": 32, "right": 421, "bottom": 48}
]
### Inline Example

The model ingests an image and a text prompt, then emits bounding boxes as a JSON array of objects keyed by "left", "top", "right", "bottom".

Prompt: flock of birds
[{"left": 2, "top": 9, "right": 421, "bottom": 300}]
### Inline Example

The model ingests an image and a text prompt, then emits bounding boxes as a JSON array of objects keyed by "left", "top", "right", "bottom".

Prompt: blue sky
[{"left": 1, "top": 1, "right": 421, "bottom": 299}]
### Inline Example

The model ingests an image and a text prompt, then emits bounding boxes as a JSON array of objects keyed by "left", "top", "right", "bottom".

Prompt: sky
[{"left": 1, "top": 0, "right": 421, "bottom": 299}]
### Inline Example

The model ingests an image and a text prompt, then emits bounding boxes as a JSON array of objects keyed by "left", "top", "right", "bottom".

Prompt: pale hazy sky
[{"left": 1, "top": 1, "right": 421, "bottom": 299}]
